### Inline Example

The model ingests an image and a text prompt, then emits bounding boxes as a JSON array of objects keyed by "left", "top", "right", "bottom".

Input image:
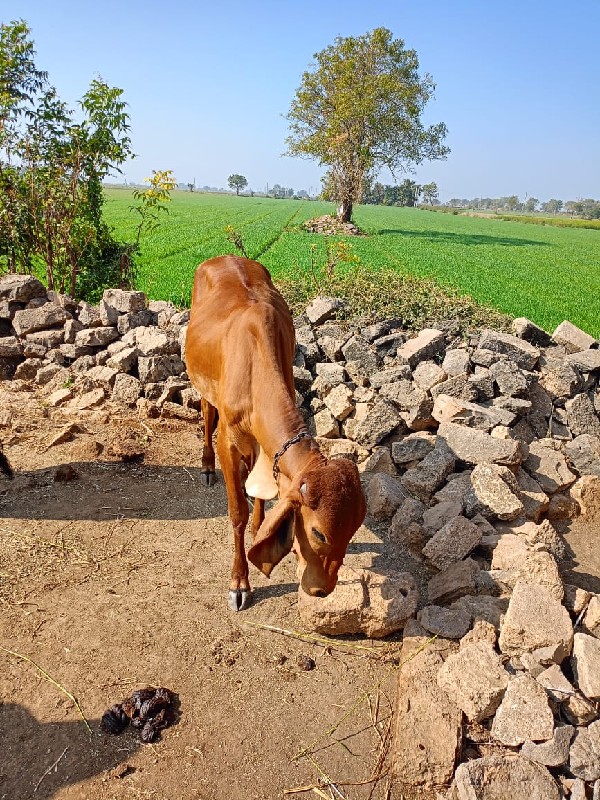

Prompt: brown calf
[{"left": 185, "top": 256, "right": 366, "bottom": 610}]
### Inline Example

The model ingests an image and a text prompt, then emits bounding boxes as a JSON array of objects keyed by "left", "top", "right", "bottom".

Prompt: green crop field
[{"left": 103, "top": 187, "right": 600, "bottom": 336}]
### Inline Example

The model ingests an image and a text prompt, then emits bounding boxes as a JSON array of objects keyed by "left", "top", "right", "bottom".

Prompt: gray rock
[
  {"left": 305, "top": 296, "right": 344, "bottom": 325},
  {"left": 314, "top": 361, "right": 347, "bottom": 386},
  {"left": 540, "top": 359, "right": 583, "bottom": 400},
  {"left": 309, "top": 408, "right": 339, "bottom": 439},
  {"left": 464, "top": 463, "right": 524, "bottom": 520},
  {"left": 430, "top": 373, "right": 479, "bottom": 401},
  {"left": 0, "top": 274, "right": 46, "bottom": 302},
  {"left": 565, "top": 393, "right": 600, "bottom": 438},
  {"left": 102, "top": 288, "right": 147, "bottom": 314},
  {"left": 583, "top": 595, "right": 600, "bottom": 638},
  {"left": 422, "top": 500, "right": 463, "bottom": 536},
  {"left": 515, "top": 468, "right": 550, "bottom": 522},
  {"left": 111, "top": 373, "right": 142, "bottom": 405},
  {"left": 323, "top": 383, "right": 353, "bottom": 421},
  {"left": 433, "top": 471, "right": 473, "bottom": 506},
  {"left": 116, "top": 309, "right": 156, "bottom": 335},
  {"left": 380, "top": 379, "right": 433, "bottom": 423},
  {"left": 512, "top": 317, "right": 553, "bottom": 347},
  {"left": 341, "top": 334, "right": 379, "bottom": 373},
  {"left": 453, "top": 754, "right": 560, "bottom": 800},
  {"left": 25, "top": 329, "right": 64, "bottom": 349},
  {"left": 572, "top": 633, "right": 600, "bottom": 699},
  {"left": 75, "top": 327, "right": 119, "bottom": 348},
  {"left": 499, "top": 581, "right": 573, "bottom": 660},
  {"left": 417, "top": 605, "right": 472, "bottom": 639},
  {"left": 391, "top": 432, "right": 436, "bottom": 465},
  {"left": 372, "top": 330, "right": 406, "bottom": 356},
  {"left": 106, "top": 346, "right": 138, "bottom": 373},
  {"left": 422, "top": 515, "right": 482, "bottom": 571},
  {"left": 451, "top": 594, "right": 508, "bottom": 630},
  {"left": 565, "top": 434, "right": 600, "bottom": 477},
  {"left": 442, "top": 348, "right": 471, "bottom": 376},
  {"left": 566, "top": 348, "right": 600, "bottom": 372},
  {"left": 351, "top": 399, "right": 403, "bottom": 448},
  {"left": 428, "top": 558, "right": 479, "bottom": 605},
  {"left": 438, "top": 421, "right": 522, "bottom": 467},
  {"left": 489, "top": 359, "right": 531, "bottom": 396},
  {"left": 552, "top": 320, "right": 596, "bottom": 353},
  {"left": 491, "top": 674, "right": 555, "bottom": 745},
  {"left": 365, "top": 473, "right": 407, "bottom": 521},
  {"left": 297, "top": 565, "right": 418, "bottom": 638},
  {"left": 412, "top": 360, "right": 447, "bottom": 391},
  {"left": 134, "top": 326, "right": 180, "bottom": 357},
  {"left": 137, "top": 355, "right": 185, "bottom": 384},
  {"left": 569, "top": 725, "right": 600, "bottom": 781},
  {"left": 478, "top": 329, "right": 540, "bottom": 370},
  {"left": 360, "top": 447, "right": 397, "bottom": 475},
  {"left": 437, "top": 640, "right": 509, "bottom": 721},
  {"left": 524, "top": 439, "right": 577, "bottom": 494},
  {"left": 12, "top": 304, "right": 70, "bottom": 336},
  {"left": 0, "top": 336, "right": 23, "bottom": 358},
  {"left": 517, "top": 549, "right": 564, "bottom": 601},
  {"left": 392, "top": 620, "right": 462, "bottom": 788},
  {"left": 433, "top": 394, "right": 515, "bottom": 431},
  {"left": 369, "top": 364, "right": 411, "bottom": 389},
  {"left": 396, "top": 328, "right": 446, "bottom": 368},
  {"left": 401, "top": 441, "right": 456, "bottom": 502},
  {"left": 536, "top": 664, "right": 576, "bottom": 702},
  {"left": 14, "top": 357, "right": 43, "bottom": 380}
]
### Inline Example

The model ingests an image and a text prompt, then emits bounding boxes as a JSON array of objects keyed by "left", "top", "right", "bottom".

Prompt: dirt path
[{"left": 0, "top": 386, "right": 414, "bottom": 800}]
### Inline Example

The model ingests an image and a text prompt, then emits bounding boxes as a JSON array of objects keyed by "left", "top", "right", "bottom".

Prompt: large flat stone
[
  {"left": 478, "top": 329, "right": 540, "bottom": 369},
  {"left": 499, "top": 581, "right": 573, "bottom": 660},
  {"left": 437, "top": 641, "right": 508, "bottom": 721},
  {"left": 396, "top": 328, "right": 445, "bottom": 369},
  {"left": 524, "top": 439, "right": 577, "bottom": 494},
  {"left": 572, "top": 633, "right": 600, "bottom": 699},
  {"left": 438, "top": 421, "right": 522, "bottom": 467},
  {"left": 491, "top": 674, "right": 555, "bottom": 745},
  {"left": 453, "top": 754, "right": 560, "bottom": 800},
  {"left": 392, "top": 620, "right": 462, "bottom": 789},
  {"left": 297, "top": 566, "right": 418, "bottom": 638},
  {"left": 464, "top": 463, "right": 524, "bottom": 520}
]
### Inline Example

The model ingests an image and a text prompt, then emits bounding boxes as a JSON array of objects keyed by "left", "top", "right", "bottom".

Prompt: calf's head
[{"left": 248, "top": 457, "right": 366, "bottom": 596}]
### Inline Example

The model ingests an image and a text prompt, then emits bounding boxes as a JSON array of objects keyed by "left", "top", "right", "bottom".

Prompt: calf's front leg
[
  {"left": 200, "top": 399, "right": 217, "bottom": 486},
  {"left": 216, "top": 426, "right": 252, "bottom": 611}
]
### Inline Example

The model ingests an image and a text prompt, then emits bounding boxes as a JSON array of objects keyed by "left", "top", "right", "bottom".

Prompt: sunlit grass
[{"left": 103, "top": 188, "right": 600, "bottom": 335}]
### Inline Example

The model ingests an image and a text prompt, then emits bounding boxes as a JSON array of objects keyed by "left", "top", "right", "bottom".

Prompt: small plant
[
  {"left": 224, "top": 225, "right": 249, "bottom": 258},
  {"left": 130, "top": 170, "right": 177, "bottom": 247},
  {"left": 62, "top": 376, "right": 75, "bottom": 389}
]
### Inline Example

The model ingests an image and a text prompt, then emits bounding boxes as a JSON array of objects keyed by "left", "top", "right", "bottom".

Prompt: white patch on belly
[{"left": 245, "top": 448, "right": 278, "bottom": 500}]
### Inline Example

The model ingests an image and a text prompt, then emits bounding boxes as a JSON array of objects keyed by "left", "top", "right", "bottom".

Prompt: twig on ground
[
  {"left": 241, "top": 620, "right": 391, "bottom": 656},
  {"left": 0, "top": 646, "right": 92, "bottom": 736},
  {"left": 34, "top": 747, "right": 69, "bottom": 792}
]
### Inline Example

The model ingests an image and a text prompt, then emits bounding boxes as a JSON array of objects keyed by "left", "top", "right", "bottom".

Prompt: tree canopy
[
  {"left": 227, "top": 173, "right": 248, "bottom": 195},
  {"left": 286, "top": 27, "right": 449, "bottom": 222}
]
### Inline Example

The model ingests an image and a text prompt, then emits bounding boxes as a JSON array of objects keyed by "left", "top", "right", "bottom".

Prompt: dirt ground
[
  {"left": 0, "top": 383, "right": 430, "bottom": 800},
  {"left": 1, "top": 383, "right": 599, "bottom": 800}
]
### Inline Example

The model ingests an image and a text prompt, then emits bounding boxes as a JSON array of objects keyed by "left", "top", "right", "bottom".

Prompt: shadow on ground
[
  {"left": 376, "top": 229, "right": 552, "bottom": 247},
  {"left": 0, "top": 703, "right": 142, "bottom": 800}
]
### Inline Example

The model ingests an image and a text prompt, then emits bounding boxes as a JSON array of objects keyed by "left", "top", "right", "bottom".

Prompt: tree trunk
[{"left": 337, "top": 200, "right": 353, "bottom": 223}]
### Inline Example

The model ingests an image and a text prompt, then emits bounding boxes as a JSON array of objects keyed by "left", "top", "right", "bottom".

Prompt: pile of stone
[
  {"left": 0, "top": 274, "right": 199, "bottom": 420},
  {"left": 301, "top": 215, "right": 363, "bottom": 236},
  {"left": 2, "top": 276, "right": 600, "bottom": 796}
]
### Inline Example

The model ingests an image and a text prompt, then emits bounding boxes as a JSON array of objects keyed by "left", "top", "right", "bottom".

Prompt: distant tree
[
  {"left": 524, "top": 197, "right": 539, "bottom": 213},
  {"left": 228, "top": 174, "right": 248, "bottom": 195},
  {"left": 541, "top": 199, "right": 563, "bottom": 214},
  {"left": 421, "top": 181, "right": 439, "bottom": 205},
  {"left": 286, "top": 27, "right": 449, "bottom": 223},
  {"left": 397, "top": 179, "right": 421, "bottom": 206},
  {"left": 187, "top": 182, "right": 195, "bottom": 192},
  {"left": 504, "top": 195, "right": 520, "bottom": 212}
]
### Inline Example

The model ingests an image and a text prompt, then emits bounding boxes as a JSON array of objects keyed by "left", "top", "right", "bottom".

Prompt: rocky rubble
[{"left": 2, "top": 274, "right": 600, "bottom": 796}]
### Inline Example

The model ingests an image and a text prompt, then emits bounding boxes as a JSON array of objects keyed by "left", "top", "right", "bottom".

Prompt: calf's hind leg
[
  {"left": 200, "top": 399, "right": 217, "bottom": 486},
  {"left": 216, "top": 424, "right": 252, "bottom": 611}
]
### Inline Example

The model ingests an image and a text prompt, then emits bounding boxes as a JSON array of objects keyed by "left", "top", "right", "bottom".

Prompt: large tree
[
  {"left": 286, "top": 27, "right": 449, "bottom": 222},
  {"left": 228, "top": 173, "right": 248, "bottom": 195}
]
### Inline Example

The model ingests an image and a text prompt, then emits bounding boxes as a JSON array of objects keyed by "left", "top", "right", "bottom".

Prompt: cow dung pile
[{"left": 2, "top": 275, "right": 600, "bottom": 797}]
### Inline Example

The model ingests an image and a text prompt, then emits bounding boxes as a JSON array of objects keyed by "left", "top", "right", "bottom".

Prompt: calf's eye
[{"left": 312, "top": 528, "right": 327, "bottom": 544}]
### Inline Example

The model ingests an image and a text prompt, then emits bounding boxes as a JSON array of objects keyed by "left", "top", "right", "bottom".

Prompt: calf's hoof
[
  {"left": 200, "top": 469, "right": 216, "bottom": 487},
  {"left": 228, "top": 589, "right": 252, "bottom": 612}
]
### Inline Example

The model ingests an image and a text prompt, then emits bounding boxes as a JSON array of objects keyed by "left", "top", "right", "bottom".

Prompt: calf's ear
[{"left": 248, "top": 495, "right": 296, "bottom": 577}]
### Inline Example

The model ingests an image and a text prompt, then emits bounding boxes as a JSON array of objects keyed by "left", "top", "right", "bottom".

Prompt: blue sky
[{"left": 4, "top": 1, "right": 599, "bottom": 201}]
